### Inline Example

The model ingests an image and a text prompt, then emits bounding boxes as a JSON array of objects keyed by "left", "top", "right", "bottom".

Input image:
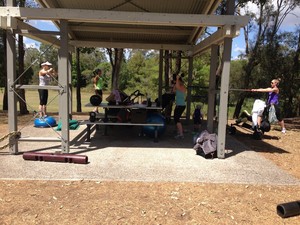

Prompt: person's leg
[
  {"left": 174, "top": 106, "right": 183, "bottom": 138},
  {"left": 43, "top": 90, "right": 48, "bottom": 117},
  {"left": 278, "top": 120, "right": 286, "bottom": 132},
  {"left": 41, "top": 105, "right": 43, "bottom": 116},
  {"left": 274, "top": 105, "right": 286, "bottom": 133},
  {"left": 257, "top": 115, "right": 262, "bottom": 127},
  {"left": 176, "top": 122, "right": 183, "bottom": 136},
  {"left": 252, "top": 112, "right": 258, "bottom": 129},
  {"left": 39, "top": 105, "right": 43, "bottom": 117},
  {"left": 42, "top": 105, "right": 47, "bottom": 117},
  {"left": 93, "top": 107, "right": 99, "bottom": 112},
  {"left": 38, "top": 89, "right": 45, "bottom": 117},
  {"left": 194, "top": 120, "right": 200, "bottom": 132},
  {"left": 173, "top": 106, "right": 180, "bottom": 134},
  {"left": 255, "top": 107, "right": 265, "bottom": 130},
  {"left": 93, "top": 89, "right": 102, "bottom": 112},
  {"left": 174, "top": 106, "right": 186, "bottom": 138}
]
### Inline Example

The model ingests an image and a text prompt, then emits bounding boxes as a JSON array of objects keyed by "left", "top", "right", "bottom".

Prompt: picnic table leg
[
  {"left": 138, "top": 127, "right": 144, "bottom": 137},
  {"left": 86, "top": 124, "right": 91, "bottom": 142},
  {"left": 104, "top": 125, "right": 108, "bottom": 136},
  {"left": 102, "top": 108, "right": 109, "bottom": 136},
  {"left": 154, "top": 126, "right": 158, "bottom": 142}
]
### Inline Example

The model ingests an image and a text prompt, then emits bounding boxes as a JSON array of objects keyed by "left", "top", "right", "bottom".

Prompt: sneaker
[
  {"left": 243, "top": 110, "right": 250, "bottom": 117},
  {"left": 281, "top": 128, "right": 286, "bottom": 134},
  {"left": 44, "top": 114, "right": 48, "bottom": 118},
  {"left": 174, "top": 134, "right": 184, "bottom": 139}
]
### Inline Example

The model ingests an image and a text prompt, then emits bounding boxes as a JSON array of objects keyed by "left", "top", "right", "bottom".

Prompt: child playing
[{"left": 193, "top": 105, "right": 203, "bottom": 132}]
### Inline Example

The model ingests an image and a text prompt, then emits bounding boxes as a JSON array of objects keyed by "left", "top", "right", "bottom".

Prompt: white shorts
[{"left": 251, "top": 99, "right": 266, "bottom": 127}]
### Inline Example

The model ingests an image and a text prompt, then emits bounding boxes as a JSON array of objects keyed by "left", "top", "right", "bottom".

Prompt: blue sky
[
  {"left": 231, "top": 3, "right": 300, "bottom": 59},
  {"left": 24, "top": 4, "right": 300, "bottom": 59}
]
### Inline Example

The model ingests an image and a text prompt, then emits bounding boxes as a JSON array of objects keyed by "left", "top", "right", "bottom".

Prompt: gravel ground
[{"left": 0, "top": 120, "right": 299, "bottom": 186}]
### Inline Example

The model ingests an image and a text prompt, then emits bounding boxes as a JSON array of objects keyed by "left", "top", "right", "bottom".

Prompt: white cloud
[
  {"left": 242, "top": 1, "right": 300, "bottom": 29},
  {"left": 27, "top": 20, "right": 58, "bottom": 31},
  {"left": 234, "top": 46, "right": 245, "bottom": 53},
  {"left": 23, "top": 37, "right": 40, "bottom": 49},
  {"left": 283, "top": 7, "right": 300, "bottom": 27}
]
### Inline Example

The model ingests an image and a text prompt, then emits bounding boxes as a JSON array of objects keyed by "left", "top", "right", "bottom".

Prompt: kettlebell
[
  {"left": 89, "top": 111, "right": 96, "bottom": 122},
  {"left": 90, "top": 95, "right": 102, "bottom": 106}
]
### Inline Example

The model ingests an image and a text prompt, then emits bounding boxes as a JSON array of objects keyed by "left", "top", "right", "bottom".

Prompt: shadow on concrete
[
  {"left": 226, "top": 128, "right": 289, "bottom": 158},
  {"left": 6, "top": 118, "right": 290, "bottom": 160}
]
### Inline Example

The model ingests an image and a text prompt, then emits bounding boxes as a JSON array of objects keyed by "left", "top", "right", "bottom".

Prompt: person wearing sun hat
[{"left": 38, "top": 61, "right": 55, "bottom": 118}]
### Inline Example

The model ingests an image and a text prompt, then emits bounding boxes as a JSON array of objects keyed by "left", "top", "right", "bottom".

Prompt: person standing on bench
[
  {"left": 173, "top": 74, "right": 186, "bottom": 139},
  {"left": 93, "top": 69, "right": 104, "bottom": 113},
  {"left": 38, "top": 61, "right": 55, "bottom": 118}
]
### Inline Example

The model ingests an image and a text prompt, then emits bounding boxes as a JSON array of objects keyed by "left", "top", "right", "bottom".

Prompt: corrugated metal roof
[{"left": 34, "top": 0, "right": 223, "bottom": 49}]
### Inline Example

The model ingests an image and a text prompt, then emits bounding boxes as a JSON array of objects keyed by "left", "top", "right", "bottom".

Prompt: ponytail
[{"left": 272, "top": 78, "right": 281, "bottom": 86}]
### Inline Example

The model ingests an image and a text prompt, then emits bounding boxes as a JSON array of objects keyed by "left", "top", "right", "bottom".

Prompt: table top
[{"left": 86, "top": 102, "right": 162, "bottom": 110}]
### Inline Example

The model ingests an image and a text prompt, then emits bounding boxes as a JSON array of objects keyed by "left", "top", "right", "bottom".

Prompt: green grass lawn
[
  {"left": 0, "top": 87, "right": 254, "bottom": 118},
  {"left": 0, "top": 87, "right": 101, "bottom": 114}
]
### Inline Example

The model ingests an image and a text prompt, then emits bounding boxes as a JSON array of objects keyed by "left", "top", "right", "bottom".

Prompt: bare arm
[
  {"left": 93, "top": 76, "right": 99, "bottom": 88},
  {"left": 251, "top": 87, "right": 278, "bottom": 93},
  {"left": 39, "top": 68, "right": 54, "bottom": 76},
  {"left": 175, "top": 75, "right": 181, "bottom": 90}
]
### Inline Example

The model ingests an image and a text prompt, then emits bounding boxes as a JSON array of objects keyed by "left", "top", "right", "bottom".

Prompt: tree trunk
[
  {"left": 292, "top": 30, "right": 300, "bottom": 117},
  {"left": 2, "top": 31, "right": 8, "bottom": 111},
  {"left": 232, "top": 58, "right": 255, "bottom": 119},
  {"left": 18, "top": 34, "right": 29, "bottom": 114},
  {"left": 108, "top": 48, "right": 124, "bottom": 90},
  {"left": 76, "top": 47, "right": 82, "bottom": 112},
  {"left": 174, "top": 50, "right": 182, "bottom": 75},
  {"left": 233, "top": 93, "right": 247, "bottom": 119},
  {"left": 164, "top": 50, "right": 170, "bottom": 90},
  {"left": 233, "top": 2, "right": 266, "bottom": 119},
  {"left": 17, "top": 0, "right": 29, "bottom": 114}
]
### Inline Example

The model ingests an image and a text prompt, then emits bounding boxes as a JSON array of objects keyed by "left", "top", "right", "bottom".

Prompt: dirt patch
[
  {"left": 228, "top": 118, "right": 300, "bottom": 180},
  {"left": 0, "top": 113, "right": 300, "bottom": 224}
]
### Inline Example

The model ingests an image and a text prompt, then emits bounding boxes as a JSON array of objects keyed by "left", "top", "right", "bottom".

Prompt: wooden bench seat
[{"left": 80, "top": 120, "right": 164, "bottom": 142}]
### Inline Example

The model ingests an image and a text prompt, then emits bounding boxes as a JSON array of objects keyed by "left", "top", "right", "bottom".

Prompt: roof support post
[
  {"left": 207, "top": 45, "right": 218, "bottom": 133},
  {"left": 68, "top": 52, "right": 72, "bottom": 118},
  {"left": 58, "top": 20, "right": 70, "bottom": 153},
  {"left": 217, "top": 37, "right": 232, "bottom": 159},
  {"left": 158, "top": 49, "right": 163, "bottom": 104},
  {"left": 186, "top": 56, "right": 193, "bottom": 124},
  {"left": 216, "top": 0, "right": 235, "bottom": 159},
  {"left": 6, "top": 0, "right": 18, "bottom": 154}
]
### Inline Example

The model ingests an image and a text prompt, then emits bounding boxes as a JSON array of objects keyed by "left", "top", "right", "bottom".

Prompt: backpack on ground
[{"left": 193, "top": 130, "right": 217, "bottom": 159}]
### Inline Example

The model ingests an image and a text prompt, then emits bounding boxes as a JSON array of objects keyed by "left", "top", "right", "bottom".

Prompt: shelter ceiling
[
  {"left": 0, "top": 0, "right": 249, "bottom": 53},
  {"left": 35, "top": 0, "right": 222, "bottom": 50}
]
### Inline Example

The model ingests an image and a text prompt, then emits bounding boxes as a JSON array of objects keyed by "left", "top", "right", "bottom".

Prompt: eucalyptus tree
[
  {"left": 1, "top": 0, "right": 40, "bottom": 113},
  {"left": 232, "top": 0, "right": 300, "bottom": 118}
]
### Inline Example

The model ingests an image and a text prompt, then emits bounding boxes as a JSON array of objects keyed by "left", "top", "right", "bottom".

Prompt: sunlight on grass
[
  {"left": 0, "top": 88, "right": 101, "bottom": 114},
  {"left": 0, "top": 87, "right": 256, "bottom": 119}
]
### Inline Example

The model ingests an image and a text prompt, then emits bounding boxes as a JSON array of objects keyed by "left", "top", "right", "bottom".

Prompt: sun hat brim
[{"left": 41, "top": 61, "right": 52, "bottom": 66}]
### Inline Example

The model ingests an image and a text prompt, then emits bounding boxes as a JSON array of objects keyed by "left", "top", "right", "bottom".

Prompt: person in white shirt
[{"left": 38, "top": 61, "right": 54, "bottom": 118}]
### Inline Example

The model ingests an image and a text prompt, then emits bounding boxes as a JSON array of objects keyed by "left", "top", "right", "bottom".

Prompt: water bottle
[{"left": 147, "top": 94, "right": 151, "bottom": 107}]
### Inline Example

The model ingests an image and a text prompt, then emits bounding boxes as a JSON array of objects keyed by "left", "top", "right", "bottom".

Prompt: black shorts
[
  {"left": 38, "top": 89, "right": 48, "bottom": 105},
  {"left": 193, "top": 118, "right": 202, "bottom": 125},
  {"left": 274, "top": 104, "right": 283, "bottom": 121},
  {"left": 174, "top": 105, "right": 186, "bottom": 123},
  {"left": 265, "top": 104, "right": 283, "bottom": 122},
  {"left": 95, "top": 89, "right": 103, "bottom": 97}
]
